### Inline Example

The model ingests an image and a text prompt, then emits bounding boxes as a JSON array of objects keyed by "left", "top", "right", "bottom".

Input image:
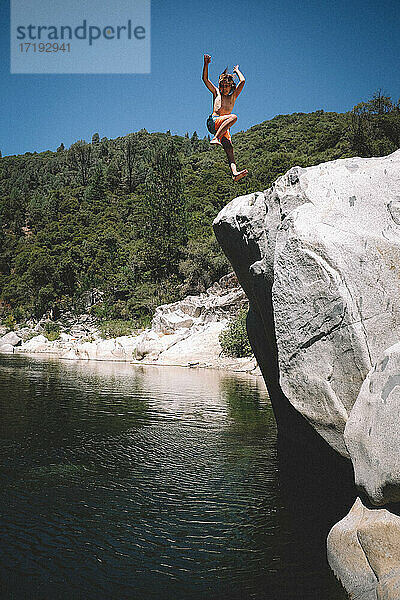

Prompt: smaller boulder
[
  {"left": 134, "top": 331, "right": 163, "bottom": 361},
  {"left": 155, "top": 311, "right": 194, "bottom": 335},
  {"left": 345, "top": 343, "right": 400, "bottom": 505},
  {"left": 75, "top": 341, "right": 98, "bottom": 360},
  {"left": 0, "top": 331, "right": 22, "bottom": 347},
  {"left": 0, "top": 344, "right": 15, "bottom": 354},
  {"left": 327, "top": 497, "right": 400, "bottom": 600},
  {"left": 21, "top": 335, "right": 48, "bottom": 351}
]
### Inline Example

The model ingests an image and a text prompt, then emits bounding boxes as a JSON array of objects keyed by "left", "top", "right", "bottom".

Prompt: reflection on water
[{"left": 0, "top": 356, "right": 349, "bottom": 599}]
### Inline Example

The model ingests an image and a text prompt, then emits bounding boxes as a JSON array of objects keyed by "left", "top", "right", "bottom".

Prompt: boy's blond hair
[{"left": 218, "top": 68, "right": 236, "bottom": 93}]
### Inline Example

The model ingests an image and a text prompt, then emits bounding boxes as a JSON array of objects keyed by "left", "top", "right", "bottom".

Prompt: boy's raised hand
[
  {"left": 202, "top": 54, "right": 217, "bottom": 95},
  {"left": 233, "top": 64, "right": 239, "bottom": 73}
]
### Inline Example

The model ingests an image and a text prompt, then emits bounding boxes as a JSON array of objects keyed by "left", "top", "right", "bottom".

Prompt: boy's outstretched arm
[
  {"left": 202, "top": 54, "right": 218, "bottom": 97},
  {"left": 233, "top": 65, "right": 245, "bottom": 98}
]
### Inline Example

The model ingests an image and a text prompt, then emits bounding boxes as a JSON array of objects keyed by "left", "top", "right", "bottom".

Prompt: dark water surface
[{"left": 0, "top": 355, "right": 349, "bottom": 600}]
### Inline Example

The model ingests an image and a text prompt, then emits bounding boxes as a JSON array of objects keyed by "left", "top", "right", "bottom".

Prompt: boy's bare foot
[
  {"left": 232, "top": 169, "right": 248, "bottom": 182},
  {"left": 210, "top": 137, "right": 222, "bottom": 146}
]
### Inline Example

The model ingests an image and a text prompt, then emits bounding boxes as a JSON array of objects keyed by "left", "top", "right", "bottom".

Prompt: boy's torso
[{"left": 212, "top": 92, "right": 236, "bottom": 116}]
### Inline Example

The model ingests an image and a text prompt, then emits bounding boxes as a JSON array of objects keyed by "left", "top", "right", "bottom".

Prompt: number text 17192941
[{"left": 19, "top": 43, "right": 71, "bottom": 52}]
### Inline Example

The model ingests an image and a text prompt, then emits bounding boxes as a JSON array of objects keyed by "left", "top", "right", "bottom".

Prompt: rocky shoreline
[{"left": 0, "top": 273, "right": 259, "bottom": 374}]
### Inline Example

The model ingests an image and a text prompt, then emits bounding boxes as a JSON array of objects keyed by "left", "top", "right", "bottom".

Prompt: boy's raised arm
[
  {"left": 202, "top": 54, "right": 218, "bottom": 96},
  {"left": 233, "top": 65, "right": 245, "bottom": 98}
]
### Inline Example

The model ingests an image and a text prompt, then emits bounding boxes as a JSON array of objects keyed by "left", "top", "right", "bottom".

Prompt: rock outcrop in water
[
  {"left": 213, "top": 150, "right": 400, "bottom": 599},
  {"left": 327, "top": 497, "right": 400, "bottom": 599}
]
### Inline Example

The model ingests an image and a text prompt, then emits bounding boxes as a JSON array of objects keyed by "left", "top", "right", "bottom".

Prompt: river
[{"left": 0, "top": 355, "right": 350, "bottom": 599}]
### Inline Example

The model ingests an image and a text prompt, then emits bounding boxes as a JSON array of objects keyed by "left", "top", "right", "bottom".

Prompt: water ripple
[{"left": 0, "top": 355, "right": 347, "bottom": 600}]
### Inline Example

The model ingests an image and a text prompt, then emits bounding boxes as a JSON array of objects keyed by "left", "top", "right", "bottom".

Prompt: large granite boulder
[
  {"left": 214, "top": 150, "right": 400, "bottom": 456},
  {"left": 345, "top": 343, "right": 400, "bottom": 505},
  {"left": 327, "top": 497, "right": 400, "bottom": 600}
]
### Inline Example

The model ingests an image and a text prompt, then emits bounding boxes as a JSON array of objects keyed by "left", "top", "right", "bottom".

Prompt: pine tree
[
  {"left": 68, "top": 140, "right": 92, "bottom": 185},
  {"left": 124, "top": 134, "right": 137, "bottom": 192},
  {"left": 140, "top": 140, "right": 187, "bottom": 280},
  {"left": 84, "top": 166, "right": 105, "bottom": 203}
]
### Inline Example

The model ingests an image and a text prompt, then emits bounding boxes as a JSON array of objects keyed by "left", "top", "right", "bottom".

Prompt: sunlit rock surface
[
  {"left": 345, "top": 343, "right": 400, "bottom": 505},
  {"left": 13, "top": 274, "right": 255, "bottom": 371},
  {"left": 0, "top": 331, "right": 22, "bottom": 350},
  {"left": 152, "top": 272, "right": 246, "bottom": 334},
  {"left": 327, "top": 497, "right": 400, "bottom": 600},
  {"left": 214, "top": 150, "right": 400, "bottom": 456}
]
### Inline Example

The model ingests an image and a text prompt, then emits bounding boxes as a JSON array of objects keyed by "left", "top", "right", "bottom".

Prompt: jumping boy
[{"left": 202, "top": 54, "right": 248, "bottom": 182}]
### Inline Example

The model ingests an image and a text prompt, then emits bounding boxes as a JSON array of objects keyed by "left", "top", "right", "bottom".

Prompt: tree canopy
[{"left": 1, "top": 91, "right": 399, "bottom": 324}]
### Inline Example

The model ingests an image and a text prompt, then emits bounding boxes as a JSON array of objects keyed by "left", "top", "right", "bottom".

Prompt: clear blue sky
[{"left": 1, "top": 0, "right": 400, "bottom": 157}]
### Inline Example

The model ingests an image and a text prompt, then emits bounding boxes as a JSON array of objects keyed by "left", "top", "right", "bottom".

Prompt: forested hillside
[{"left": 1, "top": 91, "right": 399, "bottom": 326}]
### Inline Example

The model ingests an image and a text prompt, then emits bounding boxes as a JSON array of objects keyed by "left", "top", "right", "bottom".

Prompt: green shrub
[
  {"left": 99, "top": 319, "right": 136, "bottom": 339},
  {"left": 134, "top": 314, "right": 152, "bottom": 330},
  {"left": 3, "top": 313, "right": 17, "bottom": 332},
  {"left": 81, "top": 335, "right": 95, "bottom": 343},
  {"left": 89, "top": 303, "right": 107, "bottom": 320},
  {"left": 179, "top": 236, "right": 230, "bottom": 295},
  {"left": 219, "top": 308, "right": 253, "bottom": 358},
  {"left": 44, "top": 322, "right": 61, "bottom": 341}
]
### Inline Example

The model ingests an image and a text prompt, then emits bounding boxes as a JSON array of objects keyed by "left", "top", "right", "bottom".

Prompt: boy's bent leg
[
  {"left": 214, "top": 114, "right": 237, "bottom": 141},
  {"left": 221, "top": 138, "right": 248, "bottom": 181}
]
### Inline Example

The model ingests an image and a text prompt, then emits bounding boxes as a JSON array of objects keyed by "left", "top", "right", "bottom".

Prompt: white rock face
[
  {"left": 20, "top": 335, "right": 48, "bottom": 352},
  {"left": 13, "top": 274, "right": 254, "bottom": 371},
  {"left": 155, "top": 311, "right": 194, "bottom": 334},
  {"left": 327, "top": 497, "right": 400, "bottom": 600},
  {"left": 59, "top": 332, "right": 73, "bottom": 342},
  {"left": 345, "top": 343, "right": 400, "bottom": 505},
  {"left": 214, "top": 150, "right": 400, "bottom": 456},
  {"left": 0, "top": 331, "right": 22, "bottom": 347},
  {"left": 159, "top": 321, "right": 226, "bottom": 364},
  {"left": 273, "top": 154, "right": 400, "bottom": 454},
  {"left": 152, "top": 272, "right": 247, "bottom": 334},
  {"left": 0, "top": 344, "right": 15, "bottom": 354}
]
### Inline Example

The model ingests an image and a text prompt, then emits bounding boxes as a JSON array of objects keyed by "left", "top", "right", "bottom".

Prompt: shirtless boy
[{"left": 202, "top": 54, "right": 248, "bottom": 182}]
